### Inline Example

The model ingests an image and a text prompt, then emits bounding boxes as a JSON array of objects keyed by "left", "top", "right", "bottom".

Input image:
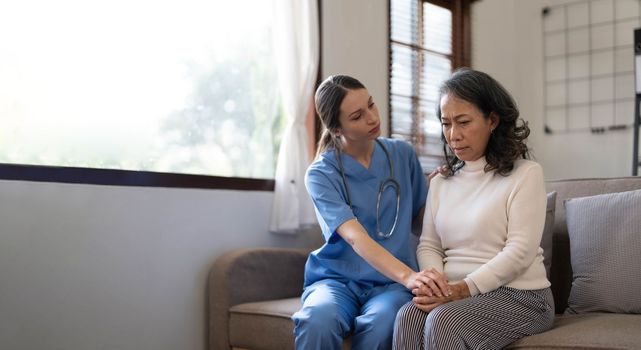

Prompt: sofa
[{"left": 209, "top": 176, "right": 641, "bottom": 350}]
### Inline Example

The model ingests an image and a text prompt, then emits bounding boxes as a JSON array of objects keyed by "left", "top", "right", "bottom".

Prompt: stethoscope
[{"left": 335, "top": 139, "right": 401, "bottom": 239}]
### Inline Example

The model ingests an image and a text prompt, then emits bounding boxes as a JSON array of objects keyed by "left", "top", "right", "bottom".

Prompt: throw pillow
[
  {"left": 541, "top": 191, "right": 557, "bottom": 279},
  {"left": 565, "top": 188, "right": 641, "bottom": 314}
]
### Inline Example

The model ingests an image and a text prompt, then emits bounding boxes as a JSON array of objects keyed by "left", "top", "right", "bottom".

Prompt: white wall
[
  {"left": 321, "top": 0, "right": 390, "bottom": 135},
  {"left": 0, "top": 180, "right": 320, "bottom": 350},
  {"left": 471, "top": 0, "right": 636, "bottom": 180}
]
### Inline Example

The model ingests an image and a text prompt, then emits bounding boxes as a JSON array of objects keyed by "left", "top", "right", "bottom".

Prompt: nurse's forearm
[{"left": 336, "top": 219, "right": 417, "bottom": 289}]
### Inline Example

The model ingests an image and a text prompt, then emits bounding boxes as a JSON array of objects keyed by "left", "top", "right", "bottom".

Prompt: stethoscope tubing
[{"left": 336, "top": 139, "right": 401, "bottom": 239}]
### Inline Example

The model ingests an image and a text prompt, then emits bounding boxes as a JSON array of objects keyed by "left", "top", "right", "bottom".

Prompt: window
[
  {"left": 389, "top": 0, "right": 474, "bottom": 170},
  {"left": 0, "top": 0, "right": 284, "bottom": 183}
]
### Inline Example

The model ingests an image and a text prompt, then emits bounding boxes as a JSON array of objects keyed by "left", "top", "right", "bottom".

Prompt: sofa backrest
[
  {"left": 545, "top": 176, "right": 641, "bottom": 313},
  {"left": 546, "top": 177, "right": 641, "bottom": 237}
]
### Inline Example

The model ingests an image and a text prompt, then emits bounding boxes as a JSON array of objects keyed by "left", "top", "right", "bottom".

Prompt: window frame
[
  {"left": 0, "top": 0, "right": 323, "bottom": 192},
  {"left": 0, "top": 163, "right": 276, "bottom": 190},
  {"left": 387, "top": 0, "right": 475, "bottom": 163}
]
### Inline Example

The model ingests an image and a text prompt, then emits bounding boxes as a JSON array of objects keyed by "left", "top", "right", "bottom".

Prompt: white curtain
[{"left": 269, "top": 0, "right": 319, "bottom": 234}]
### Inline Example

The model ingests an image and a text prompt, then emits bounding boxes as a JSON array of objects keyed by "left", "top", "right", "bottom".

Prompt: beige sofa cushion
[
  {"left": 507, "top": 313, "right": 641, "bottom": 349},
  {"left": 229, "top": 298, "right": 351, "bottom": 350},
  {"left": 229, "top": 298, "right": 300, "bottom": 350}
]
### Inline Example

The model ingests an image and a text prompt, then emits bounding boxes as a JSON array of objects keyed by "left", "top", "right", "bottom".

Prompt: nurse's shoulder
[{"left": 305, "top": 150, "right": 341, "bottom": 192}]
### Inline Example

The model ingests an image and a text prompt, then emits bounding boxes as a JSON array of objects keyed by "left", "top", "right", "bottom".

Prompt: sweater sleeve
[
  {"left": 466, "top": 163, "right": 547, "bottom": 294},
  {"left": 416, "top": 179, "right": 445, "bottom": 273}
]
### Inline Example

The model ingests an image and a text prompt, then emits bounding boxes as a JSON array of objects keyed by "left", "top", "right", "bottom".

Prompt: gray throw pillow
[
  {"left": 541, "top": 191, "right": 557, "bottom": 279},
  {"left": 565, "top": 189, "right": 641, "bottom": 314}
]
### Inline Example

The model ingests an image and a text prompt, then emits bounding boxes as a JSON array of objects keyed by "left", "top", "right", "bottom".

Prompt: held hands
[
  {"left": 405, "top": 267, "right": 450, "bottom": 298},
  {"left": 412, "top": 280, "right": 471, "bottom": 312}
]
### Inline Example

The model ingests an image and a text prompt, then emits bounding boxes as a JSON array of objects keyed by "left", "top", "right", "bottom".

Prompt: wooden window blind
[{"left": 389, "top": 0, "right": 474, "bottom": 171}]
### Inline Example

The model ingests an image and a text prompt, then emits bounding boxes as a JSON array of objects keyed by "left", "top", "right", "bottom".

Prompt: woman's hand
[
  {"left": 406, "top": 267, "right": 450, "bottom": 297},
  {"left": 337, "top": 219, "right": 448, "bottom": 292},
  {"left": 412, "top": 280, "right": 471, "bottom": 312},
  {"left": 428, "top": 165, "right": 448, "bottom": 182}
]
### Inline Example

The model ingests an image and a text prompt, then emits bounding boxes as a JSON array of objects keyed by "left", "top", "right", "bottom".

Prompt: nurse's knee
[
  {"left": 293, "top": 303, "right": 348, "bottom": 335},
  {"left": 358, "top": 304, "right": 399, "bottom": 335},
  {"left": 353, "top": 313, "right": 395, "bottom": 350}
]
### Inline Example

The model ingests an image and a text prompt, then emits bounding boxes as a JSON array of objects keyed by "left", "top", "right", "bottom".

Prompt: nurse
[{"left": 292, "top": 75, "right": 448, "bottom": 350}]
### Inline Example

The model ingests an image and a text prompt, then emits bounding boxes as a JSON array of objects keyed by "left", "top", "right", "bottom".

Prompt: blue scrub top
[{"left": 304, "top": 138, "right": 428, "bottom": 289}]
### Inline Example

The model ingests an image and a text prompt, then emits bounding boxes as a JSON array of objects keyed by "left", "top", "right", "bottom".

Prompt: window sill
[{"left": 0, "top": 163, "right": 275, "bottom": 191}]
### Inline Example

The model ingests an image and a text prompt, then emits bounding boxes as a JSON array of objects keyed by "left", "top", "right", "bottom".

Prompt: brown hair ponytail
[{"left": 314, "top": 75, "right": 366, "bottom": 158}]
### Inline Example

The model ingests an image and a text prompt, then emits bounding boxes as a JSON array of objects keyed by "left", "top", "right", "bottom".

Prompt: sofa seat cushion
[
  {"left": 507, "top": 313, "right": 641, "bottom": 349},
  {"left": 229, "top": 297, "right": 352, "bottom": 350},
  {"left": 229, "top": 297, "right": 300, "bottom": 350}
]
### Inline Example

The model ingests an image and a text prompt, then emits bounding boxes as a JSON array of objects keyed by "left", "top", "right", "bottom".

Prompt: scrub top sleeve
[
  {"left": 408, "top": 145, "right": 428, "bottom": 218},
  {"left": 305, "top": 168, "right": 355, "bottom": 243}
]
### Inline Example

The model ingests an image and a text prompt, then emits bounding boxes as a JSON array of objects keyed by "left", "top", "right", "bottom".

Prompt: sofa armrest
[{"left": 208, "top": 247, "right": 310, "bottom": 350}]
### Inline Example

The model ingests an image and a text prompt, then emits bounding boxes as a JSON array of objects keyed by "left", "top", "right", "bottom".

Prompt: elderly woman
[{"left": 393, "top": 68, "right": 554, "bottom": 350}]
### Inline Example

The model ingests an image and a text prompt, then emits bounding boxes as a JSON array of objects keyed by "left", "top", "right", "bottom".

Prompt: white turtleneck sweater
[{"left": 418, "top": 157, "right": 550, "bottom": 296}]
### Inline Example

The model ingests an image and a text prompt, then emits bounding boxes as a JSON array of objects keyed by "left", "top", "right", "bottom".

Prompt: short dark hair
[
  {"left": 436, "top": 68, "right": 530, "bottom": 177},
  {"left": 314, "top": 75, "right": 366, "bottom": 156}
]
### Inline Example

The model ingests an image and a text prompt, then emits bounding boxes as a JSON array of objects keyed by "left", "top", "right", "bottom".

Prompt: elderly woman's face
[{"left": 439, "top": 93, "right": 498, "bottom": 162}]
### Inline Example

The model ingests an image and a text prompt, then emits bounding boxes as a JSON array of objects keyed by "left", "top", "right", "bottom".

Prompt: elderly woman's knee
[
  {"left": 424, "top": 306, "right": 459, "bottom": 335},
  {"left": 394, "top": 302, "right": 419, "bottom": 326},
  {"left": 423, "top": 307, "right": 469, "bottom": 349}
]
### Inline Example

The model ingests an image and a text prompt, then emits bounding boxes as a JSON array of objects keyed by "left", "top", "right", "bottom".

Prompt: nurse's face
[
  {"left": 336, "top": 88, "right": 381, "bottom": 144},
  {"left": 440, "top": 93, "right": 498, "bottom": 162}
]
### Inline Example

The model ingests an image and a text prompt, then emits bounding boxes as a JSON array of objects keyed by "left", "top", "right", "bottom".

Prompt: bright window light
[{"left": 0, "top": 0, "right": 282, "bottom": 179}]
